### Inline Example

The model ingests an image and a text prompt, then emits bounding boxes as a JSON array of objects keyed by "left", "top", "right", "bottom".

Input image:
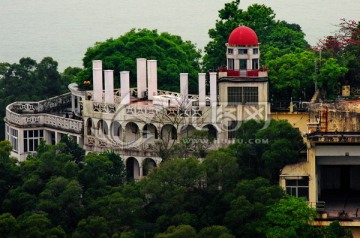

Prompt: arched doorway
[
  {"left": 202, "top": 124, "right": 218, "bottom": 140},
  {"left": 161, "top": 124, "right": 177, "bottom": 140},
  {"left": 126, "top": 157, "right": 140, "bottom": 181},
  {"left": 142, "top": 158, "right": 157, "bottom": 176},
  {"left": 180, "top": 125, "right": 196, "bottom": 138},
  {"left": 125, "top": 122, "right": 140, "bottom": 143},
  {"left": 86, "top": 118, "right": 93, "bottom": 136},
  {"left": 97, "top": 120, "right": 108, "bottom": 138},
  {"left": 143, "top": 123, "right": 158, "bottom": 143},
  {"left": 111, "top": 121, "right": 122, "bottom": 142}
]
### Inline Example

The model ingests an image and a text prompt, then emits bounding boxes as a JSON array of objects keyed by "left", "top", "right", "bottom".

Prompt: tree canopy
[
  {"left": 0, "top": 57, "right": 71, "bottom": 140},
  {"left": 76, "top": 28, "right": 201, "bottom": 93},
  {"left": 315, "top": 19, "right": 360, "bottom": 94},
  {"left": 203, "top": 1, "right": 309, "bottom": 71},
  {"left": 0, "top": 125, "right": 353, "bottom": 237}
]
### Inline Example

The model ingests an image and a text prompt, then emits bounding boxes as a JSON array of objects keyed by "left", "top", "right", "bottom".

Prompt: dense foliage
[
  {"left": 314, "top": 19, "right": 360, "bottom": 98},
  {"left": 0, "top": 57, "right": 73, "bottom": 140},
  {"left": 203, "top": 1, "right": 309, "bottom": 72},
  {"left": 0, "top": 121, "right": 353, "bottom": 237},
  {"left": 0, "top": 2, "right": 358, "bottom": 237},
  {"left": 76, "top": 28, "right": 202, "bottom": 93},
  {"left": 203, "top": 1, "right": 356, "bottom": 102}
]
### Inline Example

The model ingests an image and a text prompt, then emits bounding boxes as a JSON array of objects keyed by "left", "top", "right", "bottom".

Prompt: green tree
[
  {"left": 266, "top": 50, "right": 317, "bottom": 101},
  {"left": 256, "top": 120, "right": 304, "bottom": 181},
  {"left": 203, "top": 2, "right": 308, "bottom": 71},
  {"left": 316, "top": 19, "right": 360, "bottom": 87},
  {"left": 17, "top": 213, "right": 66, "bottom": 238},
  {"left": 36, "top": 177, "right": 84, "bottom": 233},
  {"left": 265, "top": 196, "right": 317, "bottom": 238},
  {"left": 176, "top": 130, "right": 215, "bottom": 158},
  {"left": 203, "top": 0, "right": 244, "bottom": 71},
  {"left": 230, "top": 119, "right": 304, "bottom": 182},
  {"left": 0, "top": 57, "right": 68, "bottom": 140},
  {"left": 61, "top": 66, "right": 82, "bottom": 85},
  {"left": 78, "top": 28, "right": 201, "bottom": 93},
  {"left": 0, "top": 140, "right": 20, "bottom": 205},
  {"left": 86, "top": 185, "right": 144, "bottom": 234},
  {"left": 36, "top": 57, "right": 63, "bottom": 96},
  {"left": 201, "top": 149, "right": 239, "bottom": 192},
  {"left": 100, "top": 150, "right": 127, "bottom": 186},
  {"left": 321, "top": 220, "right": 353, "bottom": 238},
  {"left": 73, "top": 216, "right": 110, "bottom": 238},
  {"left": 318, "top": 58, "right": 348, "bottom": 98},
  {"left": 0, "top": 213, "right": 18, "bottom": 237},
  {"left": 140, "top": 158, "right": 204, "bottom": 231},
  {"left": 79, "top": 152, "right": 113, "bottom": 189},
  {"left": 155, "top": 225, "right": 197, "bottom": 238},
  {"left": 198, "top": 225, "right": 235, "bottom": 238},
  {"left": 224, "top": 177, "right": 284, "bottom": 238},
  {"left": 58, "top": 135, "right": 85, "bottom": 164}
]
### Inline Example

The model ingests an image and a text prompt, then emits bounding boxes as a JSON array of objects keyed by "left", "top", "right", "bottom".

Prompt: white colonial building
[{"left": 5, "top": 26, "right": 269, "bottom": 180}]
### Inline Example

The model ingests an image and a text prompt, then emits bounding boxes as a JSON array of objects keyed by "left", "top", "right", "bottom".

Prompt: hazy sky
[{"left": 0, "top": 0, "right": 359, "bottom": 70}]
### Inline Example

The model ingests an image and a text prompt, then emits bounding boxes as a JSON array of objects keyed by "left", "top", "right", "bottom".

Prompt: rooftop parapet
[{"left": 307, "top": 100, "right": 360, "bottom": 142}]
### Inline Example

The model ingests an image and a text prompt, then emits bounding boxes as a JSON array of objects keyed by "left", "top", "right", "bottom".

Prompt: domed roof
[{"left": 228, "top": 26, "right": 258, "bottom": 46}]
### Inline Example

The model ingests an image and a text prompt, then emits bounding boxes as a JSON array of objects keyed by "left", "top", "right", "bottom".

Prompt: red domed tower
[
  {"left": 225, "top": 26, "right": 262, "bottom": 77},
  {"left": 217, "top": 25, "right": 269, "bottom": 130}
]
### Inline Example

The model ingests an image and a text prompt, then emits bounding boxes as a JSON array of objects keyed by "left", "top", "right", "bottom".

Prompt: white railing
[
  {"left": 5, "top": 93, "right": 83, "bottom": 134},
  {"left": 5, "top": 109, "right": 83, "bottom": 134},
  {"left": 85, "top": 88, "right": 201, "bottom": 101},
  {"left": 8, "top": 93, "right": 71, "bottom": 114},
  {"left": 88, "top": 100, "right": 204, "bottom": 118}
]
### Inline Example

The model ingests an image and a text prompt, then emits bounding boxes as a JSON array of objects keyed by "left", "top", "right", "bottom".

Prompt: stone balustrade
[
  {"left": 85, "top": 135, "right": 158, "bottom": 157},
  {"left": 89, "top": 101, "right": 203, "bottom": 118},
  {"left": 8, "top": 93, "right": 71, "bottom": 114},
  {"left": 5, "top": 93, "right": 83, "bottom": 134},
  {"left": 85, "top": 88, "right": 200, "bottom": 101}
]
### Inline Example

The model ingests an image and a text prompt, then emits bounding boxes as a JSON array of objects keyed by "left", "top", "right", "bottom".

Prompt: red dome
[{"left": 228, "top": 26, "right": 258, "bottom": 46}]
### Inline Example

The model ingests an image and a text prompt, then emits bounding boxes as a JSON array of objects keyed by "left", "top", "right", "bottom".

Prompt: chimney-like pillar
[
  {"left": 120, "top": 71, "right": 130, "bottom": 105},
  {"left": 137, "top": 58, "right": 147, "bottom": 99},
  {"left": 180, "top": 73, "right": 188, "bottom": 103},
  {"left": 198, "top": 73, "right": 206, "bottom": 107},
  {"left": 210, "top": 72, "right": 217, "bottom": 106},
  {"left": 104, "top": 70, "right": 114, "bottom": 104},
  {"left": 93, "top": 60, "right": 103, "bottom": 102},
  {"left": 147, "top": 60, "right": 158, "bottom": 100}
]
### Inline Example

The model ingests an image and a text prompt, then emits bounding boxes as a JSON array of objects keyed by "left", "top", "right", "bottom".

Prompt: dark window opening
[
  {"left": 239, "top": 59, "right": 247, "bottom": 70},
  {"left": 228, "top": 87, "right": 258, "bottom": 105},
  {"left": 286, "top": 178, "right": 309, "bottom": 200}
]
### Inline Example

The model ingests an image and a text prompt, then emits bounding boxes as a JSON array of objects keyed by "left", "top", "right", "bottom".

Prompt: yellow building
[{"left": 279, "top": 100, "right": 360, "bottom": 235}]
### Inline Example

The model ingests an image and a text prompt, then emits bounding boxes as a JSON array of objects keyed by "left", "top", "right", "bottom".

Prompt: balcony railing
[
  {"left": 5, "top": 93, "right": 83, "bottom": 134},
  {"left": 307, "top": 132, "right": 360, "bottom": 143},
  {"left": 85, "top": 88, "right": 202, "bottom": 102}
]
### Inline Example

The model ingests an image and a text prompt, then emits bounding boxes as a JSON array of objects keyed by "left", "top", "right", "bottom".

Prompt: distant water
[{"left": 0, "top": 0, "right": 359, "bottom": 71}]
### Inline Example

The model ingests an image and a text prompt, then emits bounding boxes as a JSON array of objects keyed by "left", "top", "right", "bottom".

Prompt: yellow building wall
[{"left": 271, "top": 112, "right": 308, "bottom": 134}]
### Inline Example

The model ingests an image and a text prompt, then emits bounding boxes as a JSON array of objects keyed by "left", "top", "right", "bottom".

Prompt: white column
[
  {"left": 210, "top": 72, "right": 217, "bottom": 106},
  {"left": 120, "top": 71, "right": 130, "bottom": 105},
  {"left": 77, "top": 97, "right": 81, "bottom": 114},
  {"left": 147, "top": 60, "right": 158, "bottom": 100},
  {"left": 180, "top": 73, "right": 188, "bottom": 104},
  {"left": 71, "top": 94, "right": 75, "bottom": 112},
  {"left": 198, "top": 73, "right": 206, "bottom": 107},
  {"left": 55, "top": 132, "right": 61, "bottom": 144},
  {"left": 104, "top": 70, "right": 114, "bottom": 104},
  {"left": 92, "top": 60, "right": 103, "bottom": 102},
  {"left": 137, "top": 58, "right": 147, "bottom": 99}
]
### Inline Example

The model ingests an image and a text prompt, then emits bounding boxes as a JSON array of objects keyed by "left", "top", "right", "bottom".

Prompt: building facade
[
  {"left": 5, "top": 26, "right": 269, "bottom": 180},
  {"left": 280, "top": 98, "right": 360, "bottom": 234}
]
